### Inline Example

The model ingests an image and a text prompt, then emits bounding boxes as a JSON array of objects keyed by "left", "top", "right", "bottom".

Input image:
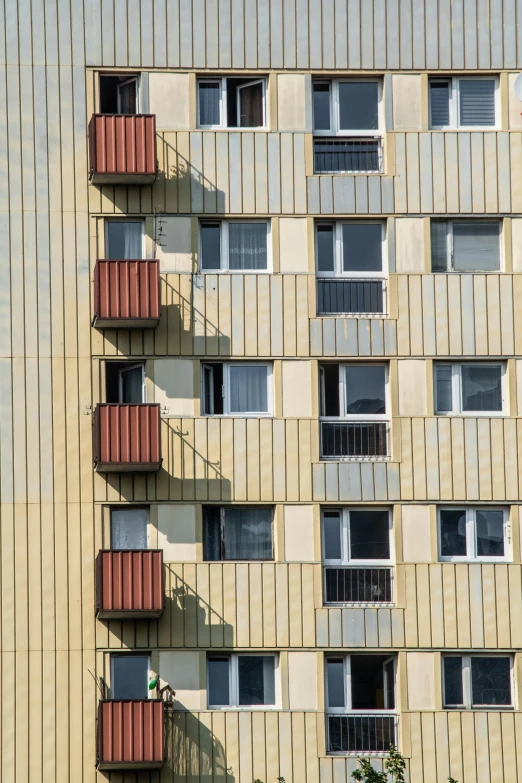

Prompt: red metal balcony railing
[
  {"left": 97, "top": 699, "right": 164, "bottom": 769},
  {"left": 96, "top": 550, "right": 164, "bottom": 619},
  {"left": 93, "top": 404, "right": 162, "bottom": 472},
  {"left": 93, "top": 259, "right": 160, "bottom": 328},
  {"left": 89, "top": 114, "right": 157, "bottom": 184}
]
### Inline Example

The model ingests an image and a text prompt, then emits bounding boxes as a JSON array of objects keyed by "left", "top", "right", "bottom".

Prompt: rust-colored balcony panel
[
  {"left": 96, "top": 550, "right": 164, "bottom": 619},
  {"left": 89, "top": 114, "right": 157, "bottom": 184},
  {"left": 97, "top": 699, "right": 164, "bottom": 770},
  {"left": 93, "top": 259, "right": 160, "bottom": 328},
  {"left": 93, "top": 404, "right": 162, "bottom": 472}
]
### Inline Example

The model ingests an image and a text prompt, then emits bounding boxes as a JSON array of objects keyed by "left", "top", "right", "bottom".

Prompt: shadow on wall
[
  {"left": 165, "top": 575, "right": 235, "bottom": 647},
  {"left": 166, "top": 704, "right": 234, "bottom": 781},
  {"left": 156, "top": 136, "right": 227, "bottom": 214}
]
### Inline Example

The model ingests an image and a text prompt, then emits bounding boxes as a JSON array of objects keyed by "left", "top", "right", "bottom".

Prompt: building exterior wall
[{"left": 3, "top": 1, "right": 522, "bottom": 781}]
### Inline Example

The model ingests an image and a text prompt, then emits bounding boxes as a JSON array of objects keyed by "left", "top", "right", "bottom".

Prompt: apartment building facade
[{"left": 3, "top": 1, "right": 522, "bottom": 781}]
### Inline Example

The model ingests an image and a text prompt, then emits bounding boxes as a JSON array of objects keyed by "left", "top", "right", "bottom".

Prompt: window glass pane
[
  {"left": 112, "top": 655, "right": 148, "bottom": 699},
  {"left": 435, "top": 364, "right": 453, "bottom": 413},
  {"left": 461, "top": 365, "right": 502, "bottom": 412},
  {"left": 443, "top": 657, "right": 463, "bottom": 706},
  {"left": 321, "top": 364, "right": 340, "bottom": 417},
  {"left": 313, "top": 83, "right": 331, "bottom": 131},
  {"left": 338, "top": 82, "right": 379, "bottom": 130},
  {"left": 238, "top": 82, "right": 264, "bottom": 127},
  {"left": 323, "top": 511, "right": 342, "bottom": 560},
  {"left": 208, "top": 657, "right": 230, "bottom": 705},
  {"left": 238, "top": 656, "right": 275, "bottom": 705},
  {"left": 201, "top": 223, "right": 221, "bottom": 270},
  {"left": 118, "top": 80, "right": 137, "bottom": 114},
  {"left": 471, "top": 657, "right": 511, "bottom": 706},
  {"left": 229, "top": 365, "right": 268, "bottom": 413},
  {"left": 342, "top": 224, "right": 382, "bottom": 272},
  {"left": 430, "top": 80, "right": 450, "bottom": 126},
  {"left": 199, "top": 82, "right": 221, "bottom": 126},
  {"left": 223, "top": 507, "right": 272, "bottom": 560},
  {"left": 345, "top": 365, "right": 386, "bottom": 414},
  {"left": 476, "top": 510, "right": 505, "bottom": 557},
  {"left": 439, "top": 509, "right": 467, "bottom": 557},
  {"left": 316, "top": 225, "right": 335, "bottom": 272},
  {"left": 326, "top": 659, "right": 345, "bottom": 708},
  {"left": 459, "top": 79, "right": 496, "bottom": 126},
  {"left": 119, "top": 365, "right": 144, "bottom": 403},
  {"left": 452, "top": 222, "right": 500, "bottom": 271},
  {"left": 349, "top": 510, "right": 390, "bottom": 560},
  {"left": 384, "top": 659, "right": 395, "bottom": 709},
  {"left": 228, "top": 223, "right": 267, "bottom": 270},
  {"left": 203, "top": 506, "right": 221, "bottom": 560},
  {"left": 107, "top": 221, "right": 142, "bottom": 259},
  {"left": 111, "top": 508, "right": 148, "bottom": 549},
  {"left": 431, "top": 221, "right": 449, "bottom": 272}
]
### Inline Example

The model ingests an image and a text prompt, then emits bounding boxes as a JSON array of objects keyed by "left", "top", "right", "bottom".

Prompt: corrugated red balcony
[
  {"left": 93, "top": 259, "right": 160, "bottom": 328},
  {"left": 93, "top": 403, "right": 162, "bottom": 472},
  {"left": 97, "top": 699, "right": 164, "bottom": 770},
  {"left": 96, "top": 550, "right": 164, "bottom": 619},
  {"left": 89, "top": 114, "right": 157, "bottom": 184}
]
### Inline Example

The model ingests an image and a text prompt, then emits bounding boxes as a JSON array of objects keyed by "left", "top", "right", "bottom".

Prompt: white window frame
[
  {"left": 315, "top": 221, "right": 387, "bottom": 279},
  {"left": 437, "top": 507, "right": 510, "bottom": 563},
  {"left": 110, "top": 506, "right": 150, "bottom": 549},
  {"left": 322, "top": 507, "right": 393, "bottom": 567},
  {"left": 313, "top": 78, "right": 383, "bottom": 137},
  {"left": 201, "top": 361, "right": 273, "bottom": 417},
  {"left": 197, "top": 77, "right": 267, "bottom": 130},
  {"left": 199, "top": 219, "right": 272, "bottom": 273},
  {"left": 320, "top": 363, "right": 390, "bottom": 422},
  {"left": 110, "top": 653, "right": 152, "bottom": 700},
  {"left": 429, "top": 76, "right": 499, "bottom": 130},
  {"left": 325, "top": 655, "right": 397, "bottom": 714},
  {"left": 431, "top": 219, "right": 502, "bottom": 273},
  {"left": 434, "top": 362, "right": 506, "bottom": 416},
  {"left": 116, "top": 75, "right": 140, "bottom": 113},
  {"left": 104, "top": 218, "right": 146, "bottom": 260},
  {"left": 117, "top": 362, "right": 146, "bottom": 404},
  {"left": 207, "top": 652, "right": 280, "bottom": 710},
  {"left": 442, "top": 654, "right": 514, "bottom": 709}
]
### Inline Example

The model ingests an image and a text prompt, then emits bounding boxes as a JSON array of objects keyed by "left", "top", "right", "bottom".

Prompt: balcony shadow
[
  {"left": 165, "top": 702, "right": 234, "bottom": 780},
  {"left": 165, "top": 575, "right": 235, "bottom": 647},
  {"left": 155, "top": 136, "right": 227, "bottom": 214}
]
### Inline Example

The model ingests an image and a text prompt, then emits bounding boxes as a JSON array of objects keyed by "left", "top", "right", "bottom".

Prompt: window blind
[
  {"left": 452, "top": 221, "right": 500, "bottom": 271},
  {"left": 459, "top": 79, "right": 495, "bottom": 126},
  {"left": 430, "top": 80, "right": 450, "bottom": 126}
]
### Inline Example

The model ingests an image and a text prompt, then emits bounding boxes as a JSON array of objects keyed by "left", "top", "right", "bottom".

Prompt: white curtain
[
  {"left": 111, "top": 508, "right": 148, "bottom": 549},
  {"left": 199, "top": 82, "right": 220, "bottom": 126},
  {"left": 107, "top": 221, "right": 142, "bottom": 259},
  {"left": 224, "top": 508, "right": 272, "bottom": 559},
  {"left": 228, "top": 223, "right": 267, "bottom": 270},
  {"left": 229, "top": 365, "right": 268, "bottom": 412}
]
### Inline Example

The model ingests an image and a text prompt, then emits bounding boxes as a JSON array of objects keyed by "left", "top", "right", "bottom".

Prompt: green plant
[{"left": 351, "top": 745, "right": 406, "bottom": 783}]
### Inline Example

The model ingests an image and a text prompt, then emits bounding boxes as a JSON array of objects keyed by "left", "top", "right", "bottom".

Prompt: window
[
  {"left": 200, "top": 220, "right": 270, "bottom": 272},
  {"left": 99, "top": 74, "right": 139, "bottom": 114},
  {"left": 111, "top": 654, "right": 150, "bottom": 699},
  {"left": 438, "top": 507, "right": 508, "bottom": 562},
  {"left": 443, "top": 655, "right": 513, "bottom": 709},
  {"left": 322, "top": 508, "right": 392, "bottom": 604},
  {"left": 429, "top": 77, "right": 497, "bottom": 129},
  {"left": 207, "top": 654, "right": 278, "bottom": 708},
  {"left": 111, "top": 507, "right": 149, "bottom": 549},
  {"left": 203, "top": 506, "right": 273, "bottom": 560},
  {"left": 106, "top": 220, "right": 144, "bottom": 260},
  {"left": 434, "top": 363, "right": 504, "bottom": 415},
  {"left": 105, "top": 361, "right": 146, "bottom": 404},
  {"left": 431, "top": 220, "right": 501, "bottom": 272},
  {"left": 313, "top": 80, "right": 381, "bottom": 135},
  {"left": 197, "top": 77, "right": 267, "bottom": 129},
  {"left": 201, "top": 362, "right": 272, "bottom": 415}
]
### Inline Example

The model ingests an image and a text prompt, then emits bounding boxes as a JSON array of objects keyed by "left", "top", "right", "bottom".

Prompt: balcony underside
[
  {"left": 92, "top": 315, "right": 160, "bottom": 329},
  {"left": 94, "top": 460, "right": 162, "bottom": 473}
]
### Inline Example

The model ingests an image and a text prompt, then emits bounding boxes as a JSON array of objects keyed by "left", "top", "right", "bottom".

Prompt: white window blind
[
  {"left": 430, "top": 81, "right": 450, "bottom": 126},
  {"left": 459, "top": 80, "right": 496, "bottom": 126},
  {"left": 452, "top": 222, "right": 500, "bottom": 271}
]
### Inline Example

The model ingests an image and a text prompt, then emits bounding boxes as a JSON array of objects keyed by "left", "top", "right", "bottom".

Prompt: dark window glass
[
  {"left": 238, "top": 656, "right": 275, "bottom": 705},
  {"left": 430, "top": 80, "right": 450, "bottom": 126},
  {"left": 313, "top": 83, "right": 331, "bottom": 131},
  {"left": 199, "top": 82, "right": 221, "bottom": 126},
  {"left": 342, "top": 223, "right": 382, "bottom": 272},
  {"left": 321, "top": 364, "right": 340, "bottom": 417},
  {"left": 107, "top": 221, "right": 142, "bottom": 259},
  {"left": 316, "top": 224, "right": 335, "bottom": 272},
  {"left": 443, "top": 657, "right": 463, "bottom": 706},
  {"left": 238, "top": 82, "right": 264, "bottom": 127},
  {"left": 476, "top": 510, "right": 504, "bottom": 557},
  {"left": 326, "top": 659, "right": 345, "bottom": 708},
  {"left": 203, "top": 507, "right": 221, "bottom": 560},
  {"left": 201, "top": 223, "right": 221, "bottom": 270},
  {"left": 112, "top": 655, "right": 149, "bottom": 699},
  {"left": 223, "top": 508, "right": 273, "bottom": 560},
  {"left": 435, "top": 364, "right": 453, "bottom": 412},
  {"left": 384, "top": 658, "right": 395, "bottom": 709},
  {"left": 349, "top": 510, "right": 390, "bottom": 560},
  {"left": 471, "top": 657, "right": 511, "bottom": 706},
  {"left": 350, "top": 655, "right": 389, "bottom": 709},
  {"left": 201, "top": 363, "right": 224, "bottom": 415},
  {"left": 119, "top": 364, "right": 144, "bottom": 403},
  {"left": 118, "top": 79, "right": 137, "bottom": 114},
  {"left": 208, "top": 657, "right": 230, "bottom": 705},
  {"left": 461, "top": 365, "right": 502, "bottom": 412},
  {"left": 338, "top": 82, "right": 379, "bottom": 130},
  {"left": 439, "top": 509, "right": 467, "bottom": 557},
  {"left": 345, "top": 365, "right": 386, "bottom": 415},
  {"left": 323, "top": 511, "right": 342, "bottom": 560}
]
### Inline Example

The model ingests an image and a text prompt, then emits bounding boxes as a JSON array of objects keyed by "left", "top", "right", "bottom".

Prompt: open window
[
  {"left": 105, "top": 361, "right": 146, "bottom": 404},
  {"left": 197, "top": 77, "right": 267, "bottom": 129},
  {"left": 207, "top": 653, "right": 278, "bottom": 708},
  {"left": 105, "top": 219, "right": 144, "bottom": 260},
  {"left": 201, "top": 362, "right": 272, "bottom": 416},
  {"left": 99, "top": 74, "right": 140, "bottom": 114},
  {"left": 200, "top": 220, "right": 270, "bottom": 272},
  {"left": 203, "top": 506, "right": 273, "bottom": 561},
  {"left": 438, "top": 507, "right": 509, "bottom": 562},
  {"left": 443, "top": 655, "right": 513, "bottom": 709},
  {"left": 111, "top": 653, "right": 150, "bottom": 699},
  {"left": 110, "top": 507, "right": 149, "bottom": 549},
  {"left": 434, "top": 362, "right": 505, "bottom": 415}
]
